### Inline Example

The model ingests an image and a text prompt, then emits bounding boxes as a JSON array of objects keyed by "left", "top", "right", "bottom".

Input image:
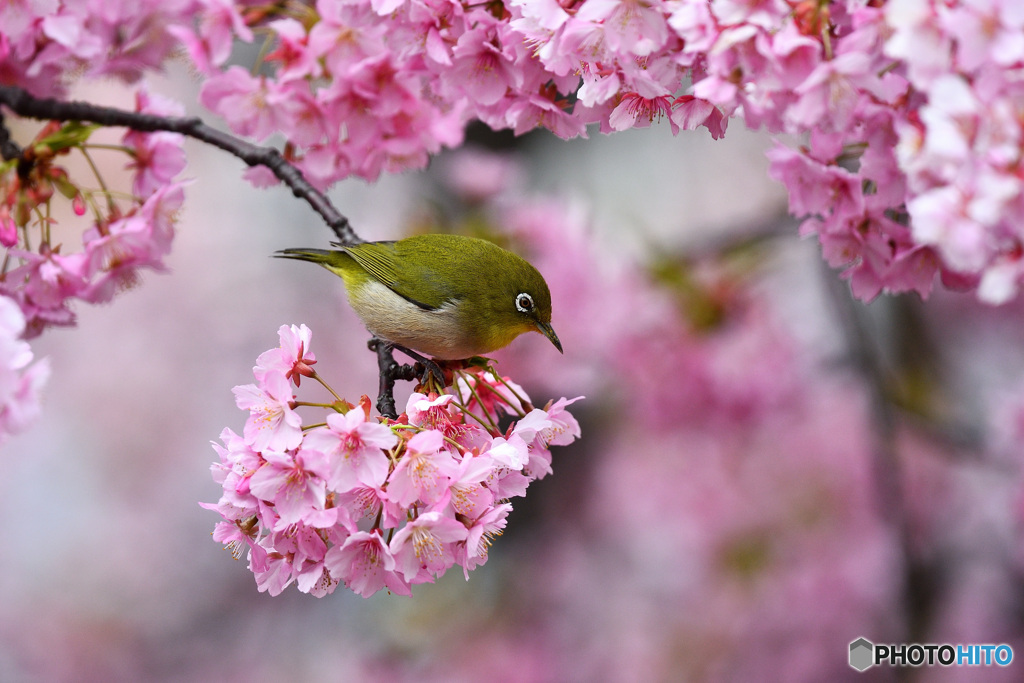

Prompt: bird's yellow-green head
[
  {"left": 276, "top": 234, "right": 562, "bottom": 360},
  {"left": 464, "top": 246, "right": 561, "bottom": 356}
]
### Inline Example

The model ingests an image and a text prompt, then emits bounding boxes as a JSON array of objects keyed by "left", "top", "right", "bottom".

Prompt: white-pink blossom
[{"left": 233, "top": 372, "right": 303, "bottom": 453}]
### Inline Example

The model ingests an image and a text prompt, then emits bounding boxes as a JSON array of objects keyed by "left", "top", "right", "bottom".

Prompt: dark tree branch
[
  {"left": 368, "top": 338, "right": 419, "bottom": 419},
  {"left": 0, "top": 111, "right": 23, "bottom": 163},
  {"left": 0, "top": 85, "right": 362, "bottom": 245}
]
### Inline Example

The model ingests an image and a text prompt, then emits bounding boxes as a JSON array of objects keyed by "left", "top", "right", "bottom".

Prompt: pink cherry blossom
[
  {"left": 123, "top": 88, "right": 187, "bottom": 198},
  {"left": 77, "top": 182, "right": 184, "bottom": 303},
  {"left": 1, "top": 250, "right": 83, "bottom": 337},
  {"left": 609, "top": 93, "right": 676, "bottom": 133},
  {"left": 670, "top": 96, "right": 728, "bottom": 139},
  {"left": 206, "top": 427, "right": 261, "bottom": 514},
  {"left": 253, "top": 552, "right": 295, "bottom": 596},
  {"left": 232, "top": 371, "right": 303, "bottom": 453},
  {"left": 483, "top": 435, "right": 530, "bottom": 471},
  {"left": 125, "top": 130, "right": 186, "bottom": 199},
  {"left": 448, "top": 23, "right": 522, "bottom": 107},
  {"left": 269, "top": 521, "right": 335, "bottom": 575},
  {"left": 503, "top": 88, "right": 589, "bottom": 139},
  {"left": 207, "top": 518, "right": 262, "bottom": 564},
  {"left": 77, "top": 216, "right": 162, "bottom": 303},
  {"left": 325, "top": 531, "right": 411, "bottom": 598},
  {"left": 264, "top": 18, "right": 321, "bottom": 82},
  {"left": 486, "top": 464, "right": 532, "bottom": 500},
  {"left": 457, "top": 503, "right": 511, "bottom": 575},
  {"left": 190, "top": 0, "right": 252, "bottom": 72},
  {"left": 389, "top": 511, "right": 468, "bottom": 582},
  {"left": 247, "top": 448, "right": 331, "bottom": 526},
  {"left": 406, "top": 392, "right": 456, "bottom": 427},
  {"left": 541, "top": 396, "right": 584, "bottom": 446},
  {"left": 303, "top": 408, "right": 397, "bottom": 491},
  {"left": 447, "top": 452, "right": 496, "bottom": 519},
  {"left": 387, "top": 429, "right": 457, "bottom": 508},
  {"left": 576, "top": 0, "right": 669, "bottom": 57},
  {"left": 199, "top": 67, "right": 282, "bottom": 142},
  {"left": 294, "top": 535, "right": 336, "bottom": 597},
  {"left": 509, "top": 409, "right": 555, "bottom": 447},
  {"left": 255, "top": 324, "right": 317, "bottom": 387}
]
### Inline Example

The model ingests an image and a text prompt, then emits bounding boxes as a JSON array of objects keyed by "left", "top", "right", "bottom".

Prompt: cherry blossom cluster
[
  {"left": 203, "top": 324, "right": 582, "bottom": 597},
  {"left": 0, "top": 95, "right": 187, "bottom": 337},
  {"left": 0, "top": 87, "right": 185, "bottom": 439},
  {"left": 765, "top": 0, "right": 1024, "bottom": 302},
  {"left": 0, "top": 0, "right": 198, "bottom": 99},
  {"left": 1, "top": 3, "right": 192, "bottom": 438},
  {"left": 172, "top": 0, "right": 1023, "bottom": 303},
  {"left": 885, "top": 0, "right": 1024, "bottom": 303},
  {"left": 1, "top": 0, "right": 191, "bottom": 333},
  {"left": 185, "top": 0, "right": 586, "bottom": 189},
  {"left": 1, "top": 0, "right": 192, "bottom": 341},
  {"left": 6, "top": 0, "right": 1023, "bottom": 307}
]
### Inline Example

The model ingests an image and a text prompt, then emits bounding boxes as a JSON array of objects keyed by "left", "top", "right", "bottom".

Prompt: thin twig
[{"left": 0, "top": 85, "right": 362, "bottom": 245}]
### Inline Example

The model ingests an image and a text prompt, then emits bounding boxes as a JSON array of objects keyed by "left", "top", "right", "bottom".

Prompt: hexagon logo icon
[{"left": 849, "top": 637, "right": 874, "bottom": 672}]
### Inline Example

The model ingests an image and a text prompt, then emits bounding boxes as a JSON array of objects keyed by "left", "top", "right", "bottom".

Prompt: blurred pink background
[{"left": 3, "top": 66, "right": 1024, "bottom": 682}]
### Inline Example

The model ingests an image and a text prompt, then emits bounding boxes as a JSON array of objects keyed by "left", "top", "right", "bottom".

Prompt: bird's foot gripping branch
[
  {"left": 203, "top": 324, "right": 582, "bottom": 598},
  {"left": 368, "top": 337, "right": 455, "bottom": 418}
]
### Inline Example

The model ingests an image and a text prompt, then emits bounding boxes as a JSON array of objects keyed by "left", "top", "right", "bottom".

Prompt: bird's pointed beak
[{"left": 535, "top": 321, "right": 563, "bottom": 354}]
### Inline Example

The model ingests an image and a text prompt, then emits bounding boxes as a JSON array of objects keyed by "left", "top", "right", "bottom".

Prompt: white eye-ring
[{"left": 516, "top": 292, "right": 534, "bottom": 313}]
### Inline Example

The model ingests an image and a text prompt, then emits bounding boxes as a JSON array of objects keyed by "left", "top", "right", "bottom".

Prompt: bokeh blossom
[
  {"left": 204, "top": 324, "right": 583, "bottom": 597},
  {"left": 0, "top": 294, "right": 48, "bottom": 444}
]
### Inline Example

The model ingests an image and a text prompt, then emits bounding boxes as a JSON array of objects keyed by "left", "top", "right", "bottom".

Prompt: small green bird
[{"left": 276, "top": 234, "right": 562, "bottom": 360}]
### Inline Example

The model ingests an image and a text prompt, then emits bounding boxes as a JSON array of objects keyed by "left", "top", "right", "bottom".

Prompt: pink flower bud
[{"left": 0, "top": 208, "right": 17, "bottom": 247}]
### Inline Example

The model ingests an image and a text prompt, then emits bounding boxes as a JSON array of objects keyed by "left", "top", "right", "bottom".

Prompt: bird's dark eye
[{"left": 516, "top": 292, "right": 534, "bottom": 313}]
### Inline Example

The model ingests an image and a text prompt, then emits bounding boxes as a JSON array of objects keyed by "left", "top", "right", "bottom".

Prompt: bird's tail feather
[{"left": 275, "top": 248, "right": 334, "bottom": 264}]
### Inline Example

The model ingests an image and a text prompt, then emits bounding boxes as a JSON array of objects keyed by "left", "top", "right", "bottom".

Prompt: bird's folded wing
[{"left": 343, "top": 241, "right": 451, "bottom": 311}]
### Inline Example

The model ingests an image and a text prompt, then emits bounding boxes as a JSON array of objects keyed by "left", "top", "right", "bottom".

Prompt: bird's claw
[
  {"left": 387, "top": 342, "right": 449, "bottom": 392},
  {"left": 416, "top": 357, "right": 447, "bottom": 393}
]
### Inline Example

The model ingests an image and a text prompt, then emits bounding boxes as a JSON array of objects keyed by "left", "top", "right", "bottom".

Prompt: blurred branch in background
[{"left": 822, "top": 260, "right": 925, "bottom": 651}]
